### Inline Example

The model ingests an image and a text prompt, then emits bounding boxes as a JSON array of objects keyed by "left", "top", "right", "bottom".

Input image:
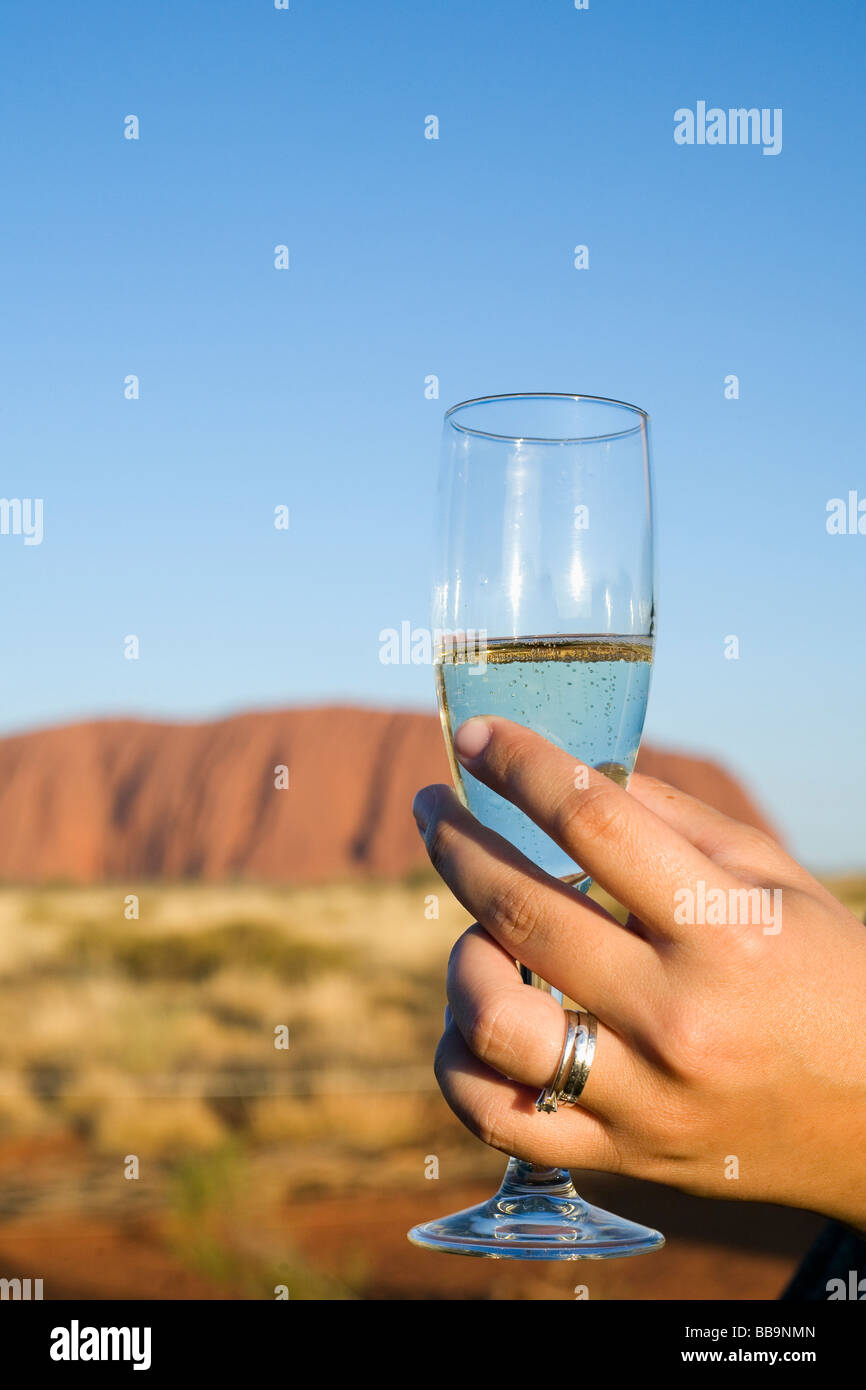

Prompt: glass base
[{"left": 408, "top": 1159, "right": 664, "bottom": 1260}]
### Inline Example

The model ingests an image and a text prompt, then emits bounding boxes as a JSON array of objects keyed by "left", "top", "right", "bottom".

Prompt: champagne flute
[{"left": 408, "top": 393, "right": 664, "bottom": 1258}]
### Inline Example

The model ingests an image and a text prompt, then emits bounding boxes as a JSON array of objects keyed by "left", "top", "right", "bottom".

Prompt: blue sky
[{"left": 0, "top": 0, "right": 863, "bottom": 868}]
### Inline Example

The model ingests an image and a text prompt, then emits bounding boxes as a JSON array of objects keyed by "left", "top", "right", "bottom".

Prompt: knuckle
[
  {"left": 559, "top": 783, "right": 624, "bottom": 846},
  {"left": 486, "top": 871, "right": 545, "bottom": 950},
  {"left": 726, "top": 918, "right": 769, "bottom": 964},
  {"left": 657, "top": 1003, "right": 725, "bottom": 1084},
  {"left": 737, "top": 825, "right": 780, "bottom": 859},
  {"left": 464, "top": 989, "right": 515, "bottom": 1064}
]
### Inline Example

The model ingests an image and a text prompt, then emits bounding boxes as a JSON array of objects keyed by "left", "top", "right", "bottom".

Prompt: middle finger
[{"left": 413, "top": 783, "right": 658, "bottom": 1017}]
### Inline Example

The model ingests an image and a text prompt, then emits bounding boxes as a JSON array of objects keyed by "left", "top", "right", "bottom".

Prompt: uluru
[{"left": 0, "top": 707, "right": 777, "bottom": 884}]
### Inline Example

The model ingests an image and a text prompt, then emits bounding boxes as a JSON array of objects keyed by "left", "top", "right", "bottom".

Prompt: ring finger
[
  {"left": 447, "top": 924, "right": 641, "bottom": 1118},
  {"left": 434, "top": 1021, "right": 622, "bottom": 1171}
]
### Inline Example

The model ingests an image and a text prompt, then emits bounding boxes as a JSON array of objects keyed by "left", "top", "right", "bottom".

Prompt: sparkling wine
[{"left": 436, "top": 634, "right": 652, "bottom": 879}]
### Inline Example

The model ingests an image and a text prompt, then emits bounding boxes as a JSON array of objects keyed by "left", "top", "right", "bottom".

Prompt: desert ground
[{"left": 0, "top": 873, "right": 862, "bottom": 1300}]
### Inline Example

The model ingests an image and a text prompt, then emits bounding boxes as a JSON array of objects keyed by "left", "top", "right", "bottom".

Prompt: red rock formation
[{"left": 0, "top": 708, "right": 777, "bottom": 883}]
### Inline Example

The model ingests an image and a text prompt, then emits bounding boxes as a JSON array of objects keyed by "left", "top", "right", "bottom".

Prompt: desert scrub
[{"left": 53, "top": 920, "right": 350, "bottom": 983}]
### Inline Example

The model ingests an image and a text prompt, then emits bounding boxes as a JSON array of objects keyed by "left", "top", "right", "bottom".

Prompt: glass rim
[{"left": 444, "top": 392, "right": 649, "bottom": 444}]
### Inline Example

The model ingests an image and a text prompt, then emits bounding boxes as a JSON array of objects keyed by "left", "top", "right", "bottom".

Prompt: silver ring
[{"left": 535, "top": 1009, "right": 598, "bottom": 1114}]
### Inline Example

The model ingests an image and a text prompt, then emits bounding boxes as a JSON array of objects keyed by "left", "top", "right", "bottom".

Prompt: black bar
[{"left": 0, "top": 1298, "right": 860, "bottom": 1375}]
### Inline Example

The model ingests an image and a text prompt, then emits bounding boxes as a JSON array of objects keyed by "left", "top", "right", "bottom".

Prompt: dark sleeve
[{"left": 781, "top": 1221, "right": 866, "bottom": 1300}]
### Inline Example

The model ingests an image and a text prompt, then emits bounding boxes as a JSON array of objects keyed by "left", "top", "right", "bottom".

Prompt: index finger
[{"left": 452, "top": 715, "right": 744, "bottom": 942}]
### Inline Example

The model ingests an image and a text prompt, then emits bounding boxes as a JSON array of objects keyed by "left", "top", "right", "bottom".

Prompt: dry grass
[
  {"left": 0, "top": 872, "right": 860, "bottom": 1297},
  {"left": 0, "top": 877, "right": 465, "bottom": 1100}
]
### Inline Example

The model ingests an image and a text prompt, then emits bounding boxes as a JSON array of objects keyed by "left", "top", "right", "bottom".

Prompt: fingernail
[
  {"left": 453, "top": 717, "right": 492, "bottom": 761},
  {"left": 412, "top": 785, "right": 437, "bottom": 832}
]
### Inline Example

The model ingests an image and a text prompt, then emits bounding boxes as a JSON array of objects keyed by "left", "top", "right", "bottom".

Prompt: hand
[{"left": 412, "top": 716, "right": 866, "bottom": 1231}]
